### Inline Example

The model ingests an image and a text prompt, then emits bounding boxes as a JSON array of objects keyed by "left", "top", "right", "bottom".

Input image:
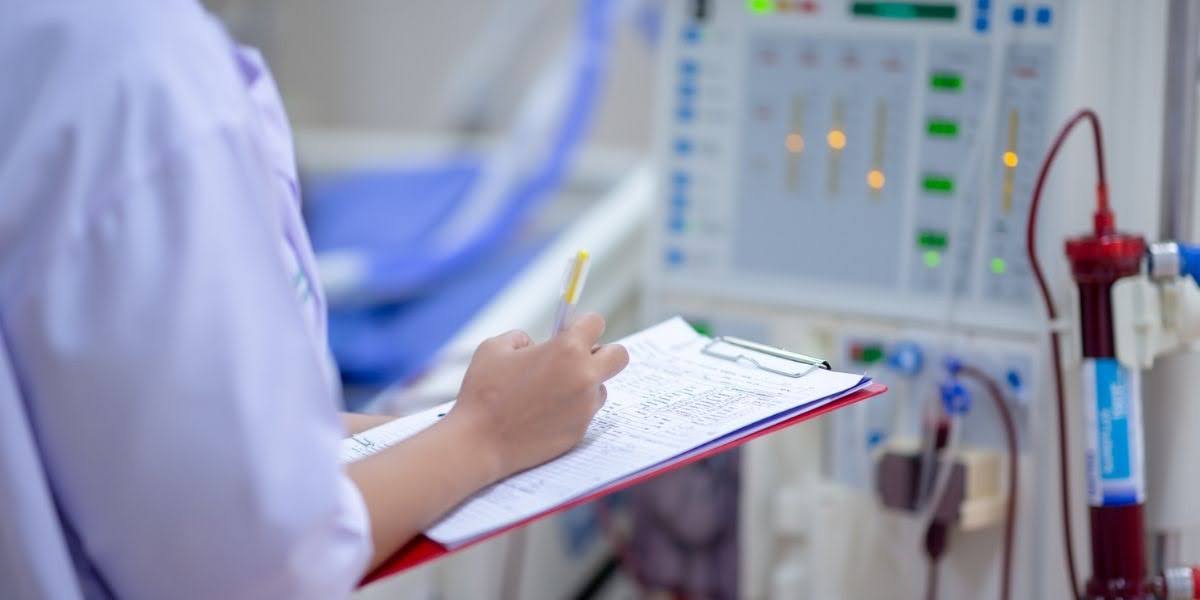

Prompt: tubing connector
[
  {"left": 1094, "top": 183, "right": 1115, "bottom": 237},
  {"left": 939, "top": 358, "right": 971, "bottom": 416},
  {"left": 1154, "top": 566, "right": 1200, "bottom": 599},
  {"left": 1148, "top": 242, "right": 1200, "bottom": 285}
]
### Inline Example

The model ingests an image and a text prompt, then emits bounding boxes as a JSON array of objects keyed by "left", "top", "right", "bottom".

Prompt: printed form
[{"left": 342, "top": 317, "right": 867, "bottom": 547}]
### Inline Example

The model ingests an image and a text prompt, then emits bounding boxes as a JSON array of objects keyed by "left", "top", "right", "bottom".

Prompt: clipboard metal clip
[{"left": 701, "top": 336, "right": 832, "bottom": 379}]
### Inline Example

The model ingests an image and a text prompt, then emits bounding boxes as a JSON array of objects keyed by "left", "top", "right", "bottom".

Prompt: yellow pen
[{"left": 553, "top": 250, "right": 591, "bottom": 334}]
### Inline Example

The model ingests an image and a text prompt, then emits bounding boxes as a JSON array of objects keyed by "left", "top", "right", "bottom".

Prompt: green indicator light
[
  {"left": 917, "top": 230, "right": 948, "bottom": 249},
  {"left": 851, "top": 2, "right": 958, "bottom": 21},
  {"left": 923, "top": 250, "right": 942, "bottom": 268},
  {"left": 690, "top": 320, "right": 715, "bottom": 337},
  {"left": 927, "top": 119, "right": 960, "bottom": 138},
  {"left": 922, "top": 175, "right": 955, "bottom": 194},
  {"left": 851, "top": 343, "right": 886, "bottom": 364},
  {"left": 930, "top": 72, "right": 964, "bottom": 91},
  {"left": 747, "top": 0, "right": 776, "bottom": 14},
  {"left": 991, "top": 257, "right": 1008, "bottom": 274}
]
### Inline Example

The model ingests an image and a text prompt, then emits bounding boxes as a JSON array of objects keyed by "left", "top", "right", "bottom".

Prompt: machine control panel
[{"left": 652, "top": 0, "right": 1066, "bottom": 331}]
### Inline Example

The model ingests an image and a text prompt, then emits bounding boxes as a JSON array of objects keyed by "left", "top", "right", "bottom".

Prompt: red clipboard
[{"left": 362, "top": 382, "right": 886, "bottom": 585}]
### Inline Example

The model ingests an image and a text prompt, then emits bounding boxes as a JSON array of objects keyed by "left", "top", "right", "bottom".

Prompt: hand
[{"left": 446, "top": 313, "right": 630, "bottom": 483}]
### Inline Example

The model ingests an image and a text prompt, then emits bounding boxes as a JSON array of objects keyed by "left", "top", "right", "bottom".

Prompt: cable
[
  {"left": 926, "top": 555, "right": 942, "bottom": 600},
  {"left": 921, "top": 399, "right": 954, "bottom": 600},
  {"left": 919, "top": 413, "right": 962, "bottom": 520},
  {"left": 957, "top": 365, "right": 1019, "bottom": 600},
  {"left": 1025, "top": 108, "right": 1111, "bottom": 600}
]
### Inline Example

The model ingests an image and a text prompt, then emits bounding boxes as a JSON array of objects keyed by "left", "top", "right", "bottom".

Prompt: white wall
[{"left": 205, "top": 0, "right": 657, "bottom": 151}]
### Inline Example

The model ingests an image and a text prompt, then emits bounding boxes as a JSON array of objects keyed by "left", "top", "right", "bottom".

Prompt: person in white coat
[{"left": 0, "top": 2, "right": 629, "bottom": 598}]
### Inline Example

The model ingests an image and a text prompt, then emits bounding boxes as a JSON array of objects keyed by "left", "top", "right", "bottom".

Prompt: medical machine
[{"left": 646, "top": 1, "right": 1199, "bottom": 598}]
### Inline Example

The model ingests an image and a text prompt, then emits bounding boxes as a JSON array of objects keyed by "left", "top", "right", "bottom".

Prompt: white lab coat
[{"left": 0, "top": 2, "right": 370, "bottom": 598}]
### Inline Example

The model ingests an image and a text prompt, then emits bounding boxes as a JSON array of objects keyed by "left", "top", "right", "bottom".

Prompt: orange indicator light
[
  {"left": 786, "top": 133, "right": 805, "bottom": 153},
  {"left": 827, "top": 129, "right": 847, "bottom": 150},
  {"left": 867, "top": 169, "right": 885, "bottom": 190}
]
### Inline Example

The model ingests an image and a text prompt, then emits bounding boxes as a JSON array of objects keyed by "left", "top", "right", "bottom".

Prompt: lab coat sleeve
[{"left": 7, "top": 119, "right": 371, "bottom": 599}]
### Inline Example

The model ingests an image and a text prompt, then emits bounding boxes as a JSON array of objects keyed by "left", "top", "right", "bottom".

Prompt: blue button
[
  {"left": 1035, "top": 5, "right": 1052, "bottom": 25},
  {"left": 676, "top": 106, "right": 694, "bottom": 122},
  {"left": 678, "top": 83, "right": 697, "bottom": 98},
  {"left": 1011, "top": 5, "right": 1027, "bottom": 24},
  {"left": 1006, "top": 369, "right": 1023, "bottom": 391},
  {"left": 672, "top": 171, "right": 689, "bottom": 187},
  {"left": 683, "top": 26, "right": 701, "bottom": 44},
  {"left": 887, "top": 341, "right": 925, "bottom": 377},
  {"left": 977, "top": 0, "right": 990, "bottom": 8},
  {"left": 940, "top": 380, "right": 972, "bottom": 415},
  {"left": 680, "top": 60, "right": 699, "bottom": 76},
  {"left": 975, "top": 16, "right": 989, "bottom": 31},
  {"left": 666, "top": 248, "right": 685, "bottom": 266},
  {"left": 668, "top": 217, "right": 686, "bottom": 232},
  {"left": 867, "top": 430, "right": 885, "bottom": 449},
  {"left": 671, "top": 194, "right": 688, "bottom": 208},
  {"left": 674, "top": 139, "right": 692, "bottom": 156}
]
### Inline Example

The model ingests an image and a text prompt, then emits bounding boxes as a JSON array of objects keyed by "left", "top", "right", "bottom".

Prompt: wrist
[{"left": 440, "top": 404, "right": 505, "bottom": 487}]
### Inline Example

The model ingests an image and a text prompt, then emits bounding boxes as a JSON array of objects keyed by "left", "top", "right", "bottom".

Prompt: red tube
[{"left": 1065, "top": 231, "right": 1147, "bottom": 599}]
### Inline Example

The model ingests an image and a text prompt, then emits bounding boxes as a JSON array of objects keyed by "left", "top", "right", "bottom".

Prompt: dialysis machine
[{"left": 645, "top": 1, "right": 1189, "bottom": 598}]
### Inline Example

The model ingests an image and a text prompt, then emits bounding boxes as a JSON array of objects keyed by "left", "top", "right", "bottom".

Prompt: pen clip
[
  {"left": 554, "top": 250, "right": 591, "bottom": 334},
  {"left": 559, "top": 251, "right": 590, "bottom": 304}
]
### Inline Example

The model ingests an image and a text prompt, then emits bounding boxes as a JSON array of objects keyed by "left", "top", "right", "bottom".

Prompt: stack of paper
[{"left": 342, "top": 317, "right": 870, "bottom": 548}]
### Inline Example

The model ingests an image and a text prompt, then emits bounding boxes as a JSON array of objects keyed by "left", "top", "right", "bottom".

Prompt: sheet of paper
[
  {"left": 340, "top": 401, "right": 453, "bottom": 463},
  {"left": 341, "top": 318, "right": 866, "bottom": 547}
]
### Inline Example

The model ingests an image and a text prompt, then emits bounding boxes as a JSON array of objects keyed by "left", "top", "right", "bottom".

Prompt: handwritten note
[{"left": 342, "top": 317, "right": 867, "bottom": 547}]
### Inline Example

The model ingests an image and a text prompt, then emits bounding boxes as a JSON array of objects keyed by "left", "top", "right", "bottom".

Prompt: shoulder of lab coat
[{"left": 0, "top": 4, "right": 370, "bottom": 599}]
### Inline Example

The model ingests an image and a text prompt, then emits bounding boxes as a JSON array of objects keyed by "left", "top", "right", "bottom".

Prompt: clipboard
[{"left": 362, "top": 378, "right": 887, "bottom": 585}]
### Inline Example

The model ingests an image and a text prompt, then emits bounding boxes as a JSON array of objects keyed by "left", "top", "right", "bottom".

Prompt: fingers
[
  {"left": 489, "top": 329, "right": 533, "bottom": 351},
  {"left": 561, "top": 312, "right": 605, "bottom": 350},
  {"left": 584, "top": 384, "right": 607, "bottom": 417},
  {"left": 590, "top": 343, "right": 630, "bottom": 381},
  {"left": 593, "top": 384, "right": 608, "bottom": 412}
]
